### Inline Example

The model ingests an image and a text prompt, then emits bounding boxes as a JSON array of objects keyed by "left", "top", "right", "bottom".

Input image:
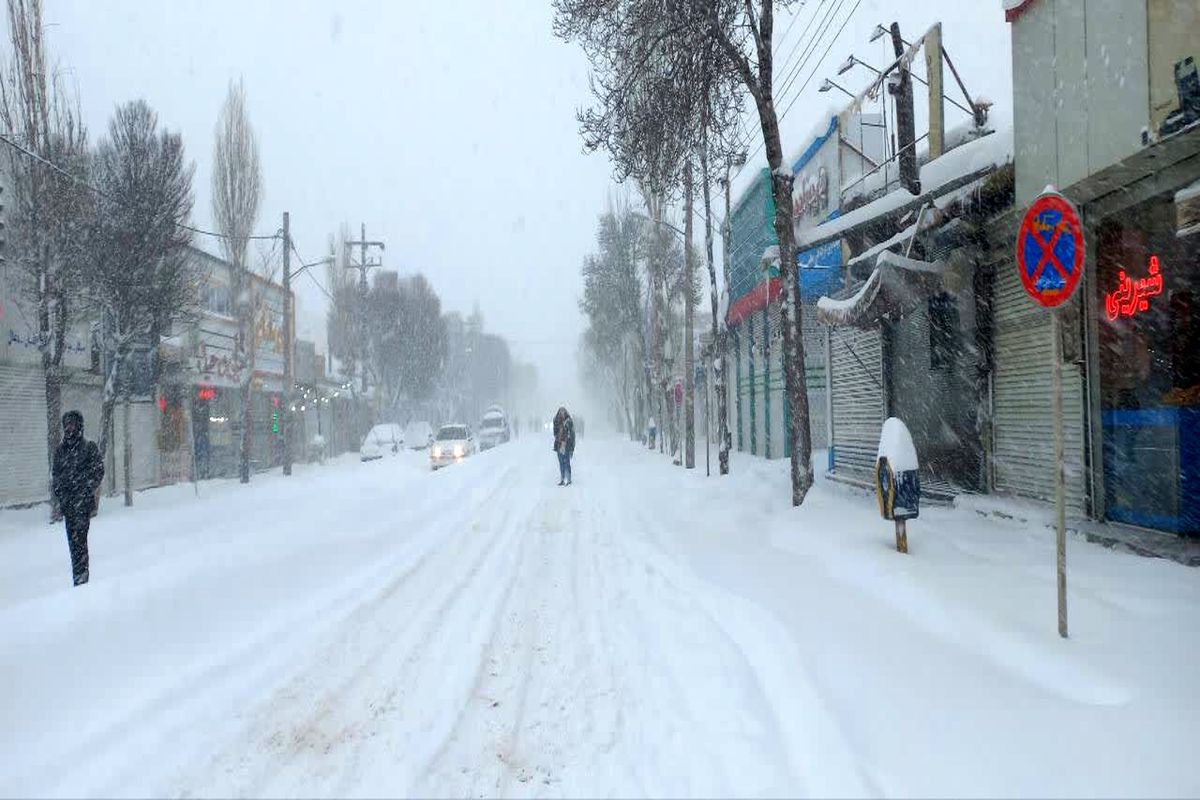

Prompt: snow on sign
[{"left": 1016, "top": 189, "right": 1085, "bottom": 308}]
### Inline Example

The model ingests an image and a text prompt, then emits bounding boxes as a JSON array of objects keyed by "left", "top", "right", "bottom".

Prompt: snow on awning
[
  {"left": 797, "top": 127, "right": 1013, "bottom": 251},
  {"left": 817, "top": 250, "right": 945, "bottom": 328}
]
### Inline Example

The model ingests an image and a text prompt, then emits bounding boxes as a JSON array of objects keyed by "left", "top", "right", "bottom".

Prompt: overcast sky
[{"left": 45, "top": 0, "right": 1011, "bottom": 417}]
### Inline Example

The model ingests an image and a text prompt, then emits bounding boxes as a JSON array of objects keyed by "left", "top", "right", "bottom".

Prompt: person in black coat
[
  {"left": 52, "top": 410, "right": 104, "bottom": 586},
  {"left": 552, "top": 406, "right": 576, "bottom": 486}
]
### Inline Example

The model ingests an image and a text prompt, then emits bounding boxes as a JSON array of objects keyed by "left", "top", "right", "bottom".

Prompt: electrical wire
[
  {"left": 731, "top": 0, "right": 863, "bottom": 183},
  {"left": 290, "top": 239, "right": 335, "bottom": 302},
  {"left": 0, "top": 132, "right": 280, "bottom": 242},
  {"left": 774, "top": 0, "right": 842, "bottom": 101},
  {"left": 778, "top": 0, "right": 864, "bottom": 121}
]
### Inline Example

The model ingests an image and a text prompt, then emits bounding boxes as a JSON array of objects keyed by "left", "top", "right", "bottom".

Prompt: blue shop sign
[{"left": 797, "top": 237, "right": 842, "bottom": 301}]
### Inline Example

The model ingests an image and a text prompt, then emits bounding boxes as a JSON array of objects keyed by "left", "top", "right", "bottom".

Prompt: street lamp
[{"left": 818, "top": 78, "right": 855, "bottom": 98}]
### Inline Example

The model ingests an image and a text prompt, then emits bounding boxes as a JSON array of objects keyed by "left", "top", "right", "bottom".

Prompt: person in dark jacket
[
  {"left": 552, "top": 406, "right": 576, "bottom": 486},
  {"left": 52, "top": 411, "right": 104, "bottom": 586}
]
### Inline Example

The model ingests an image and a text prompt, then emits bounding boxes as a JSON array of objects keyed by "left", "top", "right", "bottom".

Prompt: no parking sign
[
  {"left": 1014, "top": 186, "right": 1084, "bottom": 640},
  {"left": 1016, "top": 190, "right": 1085, "bottom": 308}
]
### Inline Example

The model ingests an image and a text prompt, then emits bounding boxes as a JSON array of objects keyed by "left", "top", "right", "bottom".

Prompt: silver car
[{"left": 430, "top": 424, "right": 475, "bottom": 470}]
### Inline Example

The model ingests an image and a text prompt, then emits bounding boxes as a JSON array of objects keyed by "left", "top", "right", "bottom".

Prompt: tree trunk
[
  {"left": 42, "top": 356, "right": 62, "bottom": 516},
  {"left": 123, "top": 395, "right": 133, "bottom": 506},
  {"left": 757, "top": 99, "right": 813, "bottom": 506},
  {"left": 683, "top": 163, "right": 696, "bottom": 469},
  {"left": 240, "top": 377, "right": 253, "bottom": 483},
  {"left": 702, "top": 145, "right": 729, "bottom": 476}
]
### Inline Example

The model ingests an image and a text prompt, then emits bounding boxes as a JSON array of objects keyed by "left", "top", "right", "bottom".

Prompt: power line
[
  {"left": 779, "top": 0, "right": 864, "bottom": 120},
  {"left": 773, "top": 0, "right": 837, "bottom": 98},
  {"left": 731, "top": 1, "right": 844, "bottom": 179},
  {"left": 289, "top": 238, "right": 335, "bottom": 302},
  {"left": 0, "top": 132, "right": 280, "bottom": 242},
  {"left": 776, "top": 0, "right": 846, "bottom": 103},
  {"left": 731, "top": 0, "right": 863, "bottom": 184}
]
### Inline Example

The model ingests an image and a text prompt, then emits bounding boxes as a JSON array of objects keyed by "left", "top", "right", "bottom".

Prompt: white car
[
  {"left": 477, "top": 409, "right": 509, "bottom": 450},
  {"left": 360, "top": 423, "right": 404, "bottom": 461},
  {"left": 404, "top": 420, "right": 434, "bottom": 450},
  {"left": 430, "top": 424, "right": 475, "bottom": 470}
]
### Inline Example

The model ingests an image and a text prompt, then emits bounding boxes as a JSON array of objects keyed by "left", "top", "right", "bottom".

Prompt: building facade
[
  {"left": 726, "top": 113, "right": 882, "bottom": 461},
  {"left": 996, "top": 0, "right": 1200, "bottom": 534}
]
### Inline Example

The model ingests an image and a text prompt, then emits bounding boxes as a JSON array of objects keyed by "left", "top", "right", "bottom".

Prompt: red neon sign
[
  {"left": 1105, "top": 255, "right": 1164, "bottom": 320},
  {"left": 196, "top": 386, "right": 217, "bottom": 401}
]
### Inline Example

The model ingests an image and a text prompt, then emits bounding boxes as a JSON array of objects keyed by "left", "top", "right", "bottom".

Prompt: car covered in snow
[
  {"left": 403, "top": 420, "right": 434, "bottom": 450},
  {"left": 430, "top": 424, "right": 475, "bottom": 470},
  {"left": 477, "top": 407, "right": 510, "bottom": 450},
  {"left": 359, "top": 423, "right": 404, "bottom": 461}
]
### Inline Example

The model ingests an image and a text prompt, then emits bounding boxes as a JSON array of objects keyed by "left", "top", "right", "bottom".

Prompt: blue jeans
[{"left": 557, "top": 451, "right": 572, "bottom": 483}]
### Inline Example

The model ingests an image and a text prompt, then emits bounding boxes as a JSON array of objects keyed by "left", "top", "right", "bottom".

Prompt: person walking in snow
[
  {"left": 51, "top": 410, "right": 104, "bottom": 586},
  {"left": 552, "top": 406, "right": 576, "bottom": 486},
  {"left": 647, "top": 415, "right": 657, "bottom": 449}
]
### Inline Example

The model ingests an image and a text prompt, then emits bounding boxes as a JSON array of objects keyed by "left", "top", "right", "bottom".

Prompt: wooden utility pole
[
  {"left": 890, "top": 22, "right": 921, "bottom": 195},
  {"left": 281, "top": 211, "right": 293, "bottom": 476},
  {"left": 343, "top": 223, "right": 385, "bottom": 396}
]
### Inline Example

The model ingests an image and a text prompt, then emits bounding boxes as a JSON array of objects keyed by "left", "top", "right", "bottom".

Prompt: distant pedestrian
[
  {"left": 51, "top": 411, "right": 104, "bottom": 586},
  {"left": 647, "top": 416, "right": 657, "bottom": 449},
  {"left": 552, "top": 406, "right": 576, "bottom": 486}
]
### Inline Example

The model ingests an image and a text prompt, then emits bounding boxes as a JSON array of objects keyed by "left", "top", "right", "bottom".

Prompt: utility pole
[
  {"left": 683, "top": 163, "right": 696, "bottom": 470},
  {"left": 890, "top": 22, "right": 921, "bottom": 195},
  {"left": 343, "top": 223, "right": 386, "bottom": 396},
  {"left": 282, "top": 211, "right": 293, "bottom": 475}
]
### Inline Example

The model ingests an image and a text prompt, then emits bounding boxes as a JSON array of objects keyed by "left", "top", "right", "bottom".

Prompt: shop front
[{"left": 1094, "top": 190, "right": 1200, "bottom": 534}]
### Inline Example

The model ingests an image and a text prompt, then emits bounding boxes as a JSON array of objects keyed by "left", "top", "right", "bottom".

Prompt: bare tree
[
  {"left": 90, "top": 99, "right": 197, "bottom": 506},
  {"left": 211, "top": 77, "right": 263, "bottom": 484},
  {"left": 704, "top": 0, "right": 813, "bottom": 504},
  {"left": 0, "top": 0, "right": 93, "bottom": 511}
]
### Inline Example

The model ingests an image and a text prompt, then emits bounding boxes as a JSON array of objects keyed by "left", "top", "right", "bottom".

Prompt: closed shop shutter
[
  {"left": 992, "top": 257, "right": 1087, "bottom": 513},
  {"left": 0, "top": 364, "right": 49, "bottom": 505},
  {"left": 829, "top": 325, "right": 884, "bottom": 475},
  {"left": 765, "top": 304, "right": 782, "bottom": 459},
  {"left": 801, "top": 304, "right": 829, "bottom": 451}
]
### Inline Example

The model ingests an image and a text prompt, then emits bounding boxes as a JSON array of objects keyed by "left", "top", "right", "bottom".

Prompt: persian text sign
[{"left": 1016, "top": 190, "right": 1085, "bottom": 309}]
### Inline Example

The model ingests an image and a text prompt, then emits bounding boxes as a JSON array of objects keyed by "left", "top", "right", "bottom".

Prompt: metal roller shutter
[
  {"left": 992, "top": 256, "right": 1087, "bottom": 513},
  {"left": 829, "top": 326, "right": 884, "bottom": 475},
  {"left": 0, "top": 364, "right": 49, "bottom": 506},
  {"left": 801, "top": 304, "right": 829, "bottom": 451}
]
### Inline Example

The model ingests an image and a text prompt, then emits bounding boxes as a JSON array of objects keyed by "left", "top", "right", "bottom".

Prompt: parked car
[
  {"left": 430, "top": 424, "right": 475, "bottom": 470},
  {"left": 477, "top": 408, "right": 510, "bottom": 450},
  {"left": 404, "top": 420, "right": 434, "bottom": 450},
  {"left": 360, "top": 423, "right": 404, "bottom": 461}
]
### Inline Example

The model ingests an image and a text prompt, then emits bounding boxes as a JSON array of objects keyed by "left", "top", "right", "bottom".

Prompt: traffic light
[{"left": 271, "top": 395, "right": 280, "bottom": 434}]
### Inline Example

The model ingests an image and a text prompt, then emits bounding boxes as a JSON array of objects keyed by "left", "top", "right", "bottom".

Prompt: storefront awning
[{"left": 816, "top": 250, "right": 945, "bottom": 328}]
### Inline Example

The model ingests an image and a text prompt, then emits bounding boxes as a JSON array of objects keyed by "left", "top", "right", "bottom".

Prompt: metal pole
[
  {"left": 1052, "top": 309, "right": 1068, "bottom": 638},
  {"left": 282, "top": 212, "right": 293, "bottom": 476},
  {"left": 705, "top": 359, "right": 711, "bottom": 476}
]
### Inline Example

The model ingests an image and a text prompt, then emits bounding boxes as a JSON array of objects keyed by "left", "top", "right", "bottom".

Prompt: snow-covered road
[{"left": 2, "top": 437, "right": 1198, "bottom": 798}]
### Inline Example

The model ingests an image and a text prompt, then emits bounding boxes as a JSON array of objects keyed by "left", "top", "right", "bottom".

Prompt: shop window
[{"left": 929, "top": 293, "right": 959, "bottom": 371}]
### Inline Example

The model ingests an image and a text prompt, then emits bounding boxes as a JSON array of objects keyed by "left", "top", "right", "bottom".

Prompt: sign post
[{"left": 1016, "top": 188, "right": 1084, "bottom": 639}]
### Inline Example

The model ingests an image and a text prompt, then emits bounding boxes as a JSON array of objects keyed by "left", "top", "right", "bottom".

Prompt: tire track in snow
[{"left": 175, "top": 461, "right": 538, "bottom": 797}]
